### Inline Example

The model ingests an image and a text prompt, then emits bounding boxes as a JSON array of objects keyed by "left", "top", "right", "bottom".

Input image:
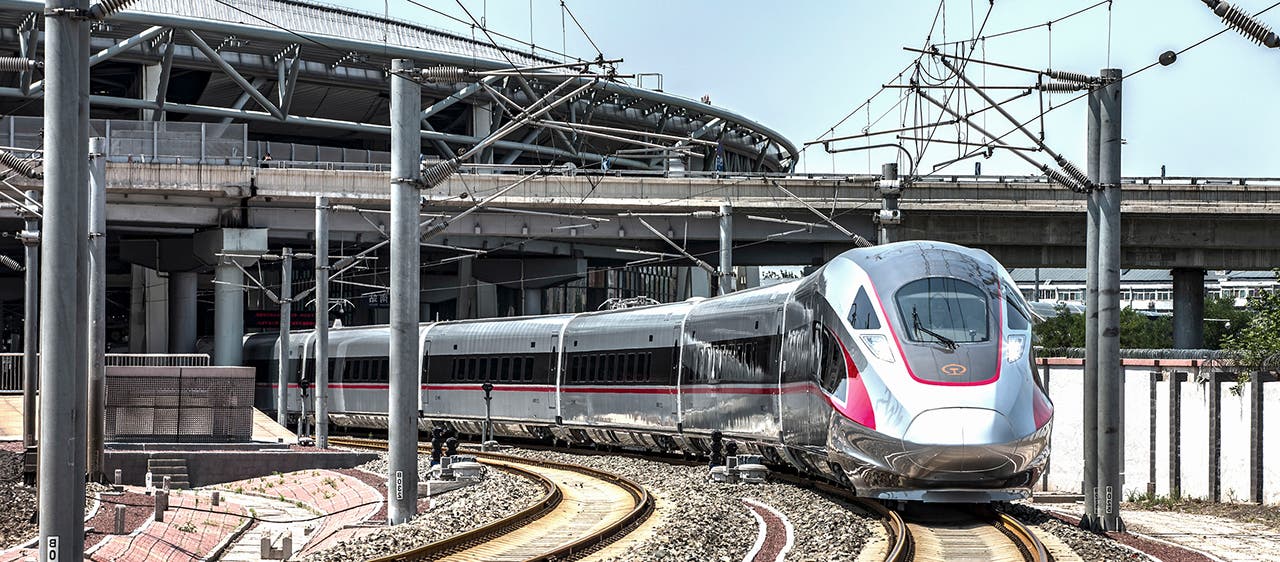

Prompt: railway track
[
  {"left": 332, "top": 437, "right": 1052, "bottom": 562},
  {"left": 897, "top": 504, "right": 1051, "bottom": 562},
  {"left": 328, "top": 436, "right": 654, "bottom": 562}
]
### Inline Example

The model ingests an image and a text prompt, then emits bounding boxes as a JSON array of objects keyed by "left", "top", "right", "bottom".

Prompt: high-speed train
[{"left": 245, "top": 241, "right": 1052, "bottom": 502}]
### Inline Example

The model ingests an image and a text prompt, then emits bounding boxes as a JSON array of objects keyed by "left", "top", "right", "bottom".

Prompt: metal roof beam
[
  {"left": 181, "top": 29, "right": 285, "bottom": 121},
  {"left": 151, "top": 35, "right": 174, "bottom": 121},
  {"left": 28, "top": 24, "right": 168, "bottom": 95},
  {"left": 420, "top": 75, "right": 499, "bottom": 121},
  {"left": 0, "top": 88, "right": 655, "bottom": 169}
]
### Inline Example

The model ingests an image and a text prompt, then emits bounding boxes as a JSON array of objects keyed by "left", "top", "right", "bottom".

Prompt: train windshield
[{"left": 894, "top": 277, "right": 989, "bottom": 345}]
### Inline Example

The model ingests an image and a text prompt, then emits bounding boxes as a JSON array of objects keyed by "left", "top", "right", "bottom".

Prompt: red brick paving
[{"left": 0, "top": 469, "right": 382, "bottom": 562}]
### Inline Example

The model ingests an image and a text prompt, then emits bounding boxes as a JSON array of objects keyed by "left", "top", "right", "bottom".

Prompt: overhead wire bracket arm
[
  {"left": 931, "top": 50, "right": 1094, "bottom": 188},
  {"left": 622, "top": 213, "right": 719, "bottom": 275},
  {"left": 913, "top": 87, "right": 1089, "bottom": 192},
  {"left": 769, "top": 181, "right": 873, "bottom": 247}
]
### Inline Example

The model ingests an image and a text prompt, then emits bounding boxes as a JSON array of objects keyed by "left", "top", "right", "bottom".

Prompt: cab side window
[{"left": 848, "top": 287, "right": 881, "bottom": 330}]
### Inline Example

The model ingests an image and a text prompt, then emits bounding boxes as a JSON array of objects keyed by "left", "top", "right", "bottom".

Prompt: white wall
[{"left": 1041, "top": 361, "right": 1275, "bottom": 504}]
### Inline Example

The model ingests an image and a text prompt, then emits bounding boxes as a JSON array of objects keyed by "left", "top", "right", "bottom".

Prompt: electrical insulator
[
  {"left": 1057, "top": 158, "right": 1092, "bottom": 187},
  {"left": 1039, "top": 81, "right": 1088, "bottom": 92},
  {"left": 1214, "top": 2, "right": 1280, "bottom": 48},
  {"left": 0, "top": 150, "right": 41, "bottom": 180},
  {"left": 1042, "top": 166, "right": 1089, "bottom": 194},
  {"left": 418, "top": 66, "right": 472, "bottom": 83},
  {"left": 87, "top": 0, "right": 138, "bottom": 20},
  {"left": 419, "top": 158, "right": 460, "bottom": 189},
  {"left": 0, "top": 255, "right": 21, "bottom": 272},
  {"left": 0, "top": 57, "right": 38, "bottom": 72},
  {"left": 1045, "top": 70, "right": 1095, "bottom": 84}
]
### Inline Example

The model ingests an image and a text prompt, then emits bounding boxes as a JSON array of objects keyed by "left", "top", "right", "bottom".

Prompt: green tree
[
  {"left": 1204, "top": 297, "right": 1252, "bottom": 350},
  {"left": 1119, "top": 307, "right": 1172, "bottom": 349},
  {"left": 1033, "top": 304, "right": 1084, "bottom": 350},
  {"left": 1225, "top": 277, "right": 1280, "bottom": 372}
]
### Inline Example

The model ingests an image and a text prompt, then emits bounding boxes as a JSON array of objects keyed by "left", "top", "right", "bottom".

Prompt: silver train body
[{"left": 244, "top": 241, "right": 1053, "bottom": 502}]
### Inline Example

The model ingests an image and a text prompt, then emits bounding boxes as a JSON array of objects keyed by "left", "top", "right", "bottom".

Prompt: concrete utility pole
[
  {"left": 87, "top": 136, "right": 106, "bottom": 480},
  {"left": 1082, "top": 84, "right": 1102, "bottom": 530},
  {"left": 1095, "top": 67, "right": 1125, "bottom": 532},
  {"left": 20, "top": 191, "right": 39, "bottom": 451},
  {"left": 39, "top": 0, "right": 89, "bottom": 559},
  {"left": 314, "top": 196, "right": 329, "bottom": 449},
  {"left": 277, "top": 247, "right": 293, "bottom": 427},
  {"left": 718, "top": 202, "right": 733, "bottom": 295},
  {"left": 388, "top": 58, "right": 421, "bottom": 525}
]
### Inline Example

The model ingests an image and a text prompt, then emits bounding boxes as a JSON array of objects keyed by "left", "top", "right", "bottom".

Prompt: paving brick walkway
[
  {"left": 1043, "top": 502, "right": 1280, "bottom": 562},
  {"left": 213, "top": 469, "right": 382, "bottom": 557},
  {"left": 0, "top": 469, "right": 381, "bottom": 562}
]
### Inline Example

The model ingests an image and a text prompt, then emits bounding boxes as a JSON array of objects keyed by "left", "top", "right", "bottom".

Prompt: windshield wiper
[{"left": 912, "top": 306, "right": 957, "bottom": 350}]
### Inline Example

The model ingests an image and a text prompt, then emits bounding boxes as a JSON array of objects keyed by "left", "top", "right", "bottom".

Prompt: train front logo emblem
[{"left": 940, "top": 363, "right": 967, "bottom": 377}]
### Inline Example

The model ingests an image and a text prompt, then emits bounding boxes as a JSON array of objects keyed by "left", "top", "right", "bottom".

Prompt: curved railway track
[
  {"left": 331, "top": 437, "right": 1052, "bottom": 562},
  {"left": 328, "top": 437, "right": 653, "bottom": 562},
  {"left": 898, "top": 504, "right": 1051, "bottom": 562}
]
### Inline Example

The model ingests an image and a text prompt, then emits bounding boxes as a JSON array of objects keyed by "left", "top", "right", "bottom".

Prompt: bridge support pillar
[
  {"left": 472, "top": 103, "right": 494, "bottom": 167},
  {"left": 1172, "top": 268, "right": 1205, "bottom": 350},
  {"left": 195, "top": 228, "right": 267, "bottom": 366},
  {"left": 456, "top": 257, "right": 475, "bottom": 319},
  {"left": 167, "top": 271, "right": 198, "bottom": 354},
  {"left": 523, "top": 288, "right": 542, "bottom": 316}
]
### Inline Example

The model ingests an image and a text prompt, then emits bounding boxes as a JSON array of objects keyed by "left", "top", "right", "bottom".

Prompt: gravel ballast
[
  {"left": 301, "top": 452, "right": 544, "bottom": 562},
  {"left": 1002, "top": 503, "right": 1151, "bottom": 561},
  {"left": 1, "top": 448, "right": 105, "bottom": 550},
  {"left": 501, "top": 447, "right": 875, "bottom": 562}
]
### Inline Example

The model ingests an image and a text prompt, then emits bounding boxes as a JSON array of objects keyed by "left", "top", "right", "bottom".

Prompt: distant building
[{"left": 1007, "top": 268, "right": 1278, "bottom": 313}]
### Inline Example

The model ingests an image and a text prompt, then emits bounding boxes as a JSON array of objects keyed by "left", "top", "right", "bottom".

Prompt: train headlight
[
  {"left": 1004, "top": 334, "right": 1027, "bottom": 363},
  {"left": 860, "top": 334, "right": 895, "bottom": 363}
]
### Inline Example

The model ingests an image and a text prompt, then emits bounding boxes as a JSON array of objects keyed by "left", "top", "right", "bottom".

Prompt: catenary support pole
[
  {"left": 718, "top": 202, "right": 733, "bottom": 295},
  {"left": 39, "top": 0, "right": 89, "bottom": 559},
  {"left": 277, "top": 248, "right": 293, "bottom": 427},
  {"left": 72, "top": 0, "right": 90, "bottom": 517},
  {"left": 87, "top": 136, "right": 106, "bottom": 480},
  {"left": 1096, "top": 67, "right": 1124, "bottom": 532},
  {"left": 388, "top": 58, "right": 420, "bottom": 525},
  {"left": 20, "top": 191, "right": 38, "bottom": 451},
  {"left": 1081, "top": 83, "right": 1102, "bottom": 531},
  {"left": 314, "top": 196, "right": 329, "bottom": 449}
]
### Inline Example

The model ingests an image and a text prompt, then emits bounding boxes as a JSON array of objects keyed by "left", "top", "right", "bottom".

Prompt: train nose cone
[{"left": 900, "top": 408, "right": 1020, "bottom": 475}]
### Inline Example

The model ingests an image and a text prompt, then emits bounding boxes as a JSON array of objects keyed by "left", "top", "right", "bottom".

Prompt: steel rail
[
  {"left": 993, "top": 510, "right": 1052, "bottom": 562},
  {"left": 486, "top": 442, "right": 910, "bottom": 562},
  {"left": 328, "top": 436, "right": 653, "bottom": 562}
]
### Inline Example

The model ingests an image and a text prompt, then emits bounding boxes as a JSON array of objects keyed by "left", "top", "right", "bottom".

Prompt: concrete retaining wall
[
  {"left": 104, "top": 449, "right": 377, "bottom": 488},
  {"left": 1041, "top": 358, "right": 1276, "bottom": 504}
]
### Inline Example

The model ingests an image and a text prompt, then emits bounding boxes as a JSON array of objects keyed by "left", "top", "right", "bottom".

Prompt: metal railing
[{"left": 0, "top": 353, "right": 211, "bottom": 393}]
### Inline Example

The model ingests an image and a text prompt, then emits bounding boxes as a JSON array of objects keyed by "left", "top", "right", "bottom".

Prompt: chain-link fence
[
  {"left": 104, "top": 366, "right": 254, "bottom": 442},
  {"left": 0, "top": 353, "right": 210, "bottom": 393}
]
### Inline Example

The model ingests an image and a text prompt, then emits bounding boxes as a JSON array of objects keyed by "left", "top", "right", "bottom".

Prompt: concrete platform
[
  {"left": 0, "top": 397, "right": 294, "bottom": 445},
  {"left": 0, "top": 394, "right": 28, "bottom": 441}
]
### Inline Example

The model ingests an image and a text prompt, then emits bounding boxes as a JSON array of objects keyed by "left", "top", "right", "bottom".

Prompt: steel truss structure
[{"left": 0, "top": 0, "right": 797, "bottom": 173}]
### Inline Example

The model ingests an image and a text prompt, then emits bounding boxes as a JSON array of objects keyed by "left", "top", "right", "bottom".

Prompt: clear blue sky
[{"left": 338, "top": 1, "right": 1280, "bottom": 178}]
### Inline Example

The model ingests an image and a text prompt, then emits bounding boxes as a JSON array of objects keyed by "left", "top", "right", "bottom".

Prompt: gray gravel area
[
  {"left": 502, "top": 447, "right": 875, "bottom": 562},
  {"left": 1002, "top": 503, "right": 1148, "bottom": 561},
  {"left": 300, "top": 453, "right": 544, "bottom": 562},
  {"left": 0, "top": 449, "right": 108, "bottom": 550}
]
